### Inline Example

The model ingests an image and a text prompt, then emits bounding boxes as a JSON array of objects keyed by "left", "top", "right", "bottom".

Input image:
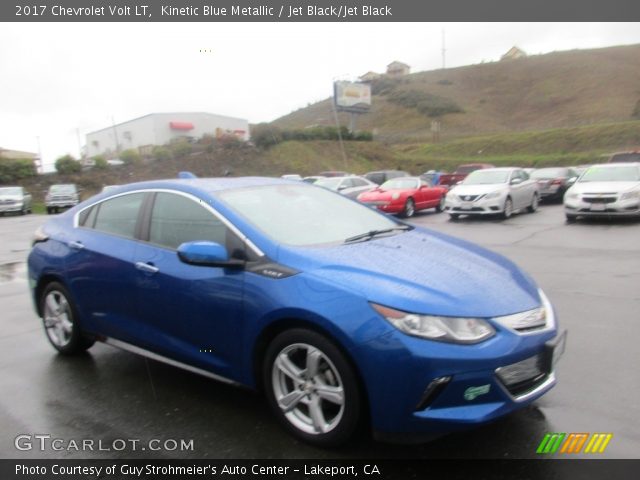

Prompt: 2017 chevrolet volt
[{"left": 28, "top": 177, "right": 566, "bottom": 446}]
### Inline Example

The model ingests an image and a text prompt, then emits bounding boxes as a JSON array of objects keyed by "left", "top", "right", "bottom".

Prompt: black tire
[
  {"left": 449, "top": 213, "right": 460, "bottom": 221},
  {"left": 435, "top": 195, "right": 445, "bottom": 213},
  {"left": 46, "top": 207, "right": 52, "bottom": 215},
  {"left": 527, "top": 193, "right": 539, "bottom": 213},
  {"left": 565, "top": 213, "right": 577, "bottom": 223},
  {"left": 501, "top": 197, "right": 513, "bottom": 219},
  {"left": 402, "top": 198, "right": 415, "bottom": 218},
  {"left": 40, "top": 282, "right": 95, "bottom": 355},
  {"left": 263, "top": 328, "right": 362, "bottom": 447}
]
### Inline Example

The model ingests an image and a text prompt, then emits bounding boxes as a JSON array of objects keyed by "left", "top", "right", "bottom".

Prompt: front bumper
[
  {"left": 564, "top": 196, "right": 640, "bottom": 217},
  {"left": 0, "top": 203, "right": 24, "bottom": 213},
  {"left": 360, "top": 200, "right": 404, "bottom": 215},
  {"left": 444, "top": 194, "right": 506, "bottom": 216},
  {"left": 355, "top": 324, "right": 566, "bottom": 436},
  {"left": 46, "top": 201, "right": 78, "bottom": 208}
]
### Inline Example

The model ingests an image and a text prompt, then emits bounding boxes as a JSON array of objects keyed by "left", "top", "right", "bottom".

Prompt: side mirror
[
  {"left": 177, "top": 241, "right": 244, "bottom": 269},
  {"left": 568, "top": 177, "right": 577, "bottom": 184},
  {"left": 511, "top": 178, "right": 523, "bottom": 185}
]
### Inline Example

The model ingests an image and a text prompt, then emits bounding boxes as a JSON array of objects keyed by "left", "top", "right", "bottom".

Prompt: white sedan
[
  {"left": 445, "top": 167, "right": 539, "bottom": 220},
  {"left": 564, "top": 163, "right": 640, "bottom": 221}
]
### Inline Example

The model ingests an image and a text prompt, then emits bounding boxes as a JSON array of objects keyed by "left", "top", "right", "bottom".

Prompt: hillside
[{"left": 273, "top": 44, "right": 640, "bottom": 143}]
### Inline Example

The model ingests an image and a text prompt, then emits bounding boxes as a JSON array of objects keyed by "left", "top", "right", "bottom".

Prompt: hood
[
  {"left": 278, "top": 228, "right": 540, "bottom": 318},
  {"left": 359, "top": 188, "right": 405, "bottom": 201},
  {"left": 570, "top": 181, "right": 639, "bottom": 194},
  {"left": 0, "top": 195, "right": 23, "bottom": 201},
  {"left": 450, "top": 184, "right": 508, "bottom": 196}
]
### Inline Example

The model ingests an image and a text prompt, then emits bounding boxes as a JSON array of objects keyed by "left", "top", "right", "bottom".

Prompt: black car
[
  {"left": 530, "top": 167, "right": 580, "bottom": 202},
  {"left": 364, "top": 170, "right": 410, "bottom": 185}
]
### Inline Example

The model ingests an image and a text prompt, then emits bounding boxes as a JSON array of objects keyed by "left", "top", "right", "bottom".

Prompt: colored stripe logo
[{"left": 537, "top": 433, "right": 612, "bottom": 454}]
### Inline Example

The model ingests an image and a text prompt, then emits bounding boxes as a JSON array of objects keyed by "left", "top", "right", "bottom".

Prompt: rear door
[{"left": 66, "top": 192, "right": 147, "bottom": 340}]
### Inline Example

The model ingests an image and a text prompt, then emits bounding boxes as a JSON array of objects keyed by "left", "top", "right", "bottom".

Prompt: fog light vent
[{"left": 415, "top": 376, "right": 451, "bottom": 411}]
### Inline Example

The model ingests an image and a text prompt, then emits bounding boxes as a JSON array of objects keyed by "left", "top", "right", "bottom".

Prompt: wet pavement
[{"left": 0, "top": 207, "right": 639, "bottom": 459}]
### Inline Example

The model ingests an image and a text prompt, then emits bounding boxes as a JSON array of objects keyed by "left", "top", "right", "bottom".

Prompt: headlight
[
  {"left": 484, "top": 191, "right": 502, "bottom": 200},
  {"left": 32, "top": 226, "right": 49, "bottom": 245},
  {"left": 565, "top": 192, "right": 579, "bottom": 200},
  {"left": 371, "top": 303, "right": 495, "bottom": 344},
  {"left": 621, "top": 190, "right": 640, "bottom": 200},
  {"left": 493, "top": 288, "right": 555, "bottom": 333},
  {"left": 391, "top": 192, "right": 400, "bottom": 200}
]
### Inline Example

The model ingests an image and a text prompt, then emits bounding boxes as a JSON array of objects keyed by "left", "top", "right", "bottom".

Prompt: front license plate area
[{"left": 590, "top": 203, "right": 606, "bottom": 211}]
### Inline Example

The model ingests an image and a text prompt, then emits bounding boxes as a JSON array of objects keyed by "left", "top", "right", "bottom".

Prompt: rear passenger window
[
  {"left": 92, "top": 193, "right": 145, "bottom": 238},
  {"left": 149, "top": 192, "right": 228, "bottom": 250}
]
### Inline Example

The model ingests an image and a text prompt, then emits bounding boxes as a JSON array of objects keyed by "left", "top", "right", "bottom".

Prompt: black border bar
[{"left": 4, "top": 0, "right": 640, "bottom": 22}]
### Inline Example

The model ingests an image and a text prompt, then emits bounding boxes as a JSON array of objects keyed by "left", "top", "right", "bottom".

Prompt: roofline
[{"left": 86, "top": 112, "right": 249, "bottom": 136}]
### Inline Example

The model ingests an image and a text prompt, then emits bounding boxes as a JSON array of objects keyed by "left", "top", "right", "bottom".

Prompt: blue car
[{"left": 28, "top": 177, "right": 566, "bottom": 446}]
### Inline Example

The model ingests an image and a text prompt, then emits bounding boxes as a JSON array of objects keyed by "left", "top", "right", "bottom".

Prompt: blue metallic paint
[{"left": 28, "top": 177, "right": 562, "bottom": 438}]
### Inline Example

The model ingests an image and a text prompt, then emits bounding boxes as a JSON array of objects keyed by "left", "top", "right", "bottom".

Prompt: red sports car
[{"left": 357, "top": 176, "right": 448, "bottom": 217}]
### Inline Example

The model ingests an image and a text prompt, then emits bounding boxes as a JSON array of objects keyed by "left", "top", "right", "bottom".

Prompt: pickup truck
[{"left": 432, "top": 163, "right": 495, "bottom": 189}]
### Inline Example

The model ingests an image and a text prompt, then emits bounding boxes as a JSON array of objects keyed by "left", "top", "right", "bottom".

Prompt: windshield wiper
[{"left": 344, "top": 225, "right": 412, "bottom": 244}]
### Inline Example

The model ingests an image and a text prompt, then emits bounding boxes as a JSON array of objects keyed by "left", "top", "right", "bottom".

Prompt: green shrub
[
  {"left": 388, "top": 89, "right": 464, "bottom": 117},
  {"left": 170, "top": 141, "right": 192, "bottom": 158},
  {"left": 120, "top": 149, "right": 142, "bottom": 165},
  {"left": 54, "top": 155, "right": 81, "bottom": 174},
  {"left": 152, "top": 146, "right": 172, "bottom": 161},
  {"left": 93, "top": 155, "right": 108, "bottom": 170},
  {"left": 0, "top": 158, "right": 36, "bottom": 183},
  {"left": 251, "top": 124, "right": 283, "bottom": 148}
]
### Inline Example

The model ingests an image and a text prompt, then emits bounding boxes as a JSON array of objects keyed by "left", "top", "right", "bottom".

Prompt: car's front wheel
[
  {"left": 501, "top": 197, "right": 513, "bottom": 219},
  {"left": 435, "top": 195, "right": 445, "bottom": 213},
  {"left": 402, "top": 198, "right": 415, "bottom": 218},
  {"left": 40, "top": 282, "right": 95, "bottom": 355},
  {"left": 527, "top": 193, "right": 539, "bottom": 213},
  {"left": 263, "top": 329, "right": 362, "bottom": 446}
]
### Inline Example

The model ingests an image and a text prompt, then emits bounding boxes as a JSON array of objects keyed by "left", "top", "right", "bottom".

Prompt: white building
[{"left": 86, "top": 112, "right": 249, "bottom": 158}]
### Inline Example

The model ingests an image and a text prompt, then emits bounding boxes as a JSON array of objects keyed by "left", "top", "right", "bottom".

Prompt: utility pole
[
  {"left": 111, "top": 116, "right": 120, "bottom": 155},
  {"left": 442, "top": 29, "right": 446, "bottom": 70}
]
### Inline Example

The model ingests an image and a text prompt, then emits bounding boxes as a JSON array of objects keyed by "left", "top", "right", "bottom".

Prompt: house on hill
[
  {"left": 359, "top": 71, "right": 381, "bottom": 82},
  {"left": 501, "top": 46, "right": 527, "bottom": 61},
  {"left": 386, "top": 61, "right": 410, "bottom": 76}
]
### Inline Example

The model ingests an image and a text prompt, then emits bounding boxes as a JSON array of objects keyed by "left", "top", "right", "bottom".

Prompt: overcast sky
[{"left": 1, "top": 22, "right": 639, "bottom": 170}]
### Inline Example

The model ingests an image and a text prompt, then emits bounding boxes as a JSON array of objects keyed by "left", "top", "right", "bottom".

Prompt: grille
[
  {"left": 458, "top": 194, "right": 481, "bottom": 202},
  {"left": 583, "top": 197, "right": 616, "bottom": 204}
]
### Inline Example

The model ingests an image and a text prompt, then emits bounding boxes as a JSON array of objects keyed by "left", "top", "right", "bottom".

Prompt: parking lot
[{"left": 0, "top": 205, "right": 639, "bottom": 459}]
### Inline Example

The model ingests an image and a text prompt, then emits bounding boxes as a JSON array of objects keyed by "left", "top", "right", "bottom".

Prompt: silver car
[
  {"left": 445, "top": 167, "right": 539, "bottom": 220},
  {"left": 564, "top": 163, "right": 640, "bottom": 221},
  {"left": 0, "top": 186, "right": 32, "bottom": 215},
  {"left": 314, "top": 175, "right": 377, "bottom": 199},
  {"left": 45, "top": 184, "right": 80, "bottom": 214}
]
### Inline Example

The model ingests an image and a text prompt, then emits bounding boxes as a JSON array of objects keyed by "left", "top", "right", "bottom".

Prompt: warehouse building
[{"left": 86, "top": 112, "right": 249, "bottom": 158}]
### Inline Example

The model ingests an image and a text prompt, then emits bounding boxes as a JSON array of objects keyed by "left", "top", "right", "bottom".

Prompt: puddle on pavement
[{"left": 0, "top": 262, "right": 26, "bottom": 283}]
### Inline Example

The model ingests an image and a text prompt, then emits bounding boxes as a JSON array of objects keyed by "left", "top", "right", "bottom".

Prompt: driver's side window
[{"left": 148, "top": 192, "right": 228, "bottom": 250}]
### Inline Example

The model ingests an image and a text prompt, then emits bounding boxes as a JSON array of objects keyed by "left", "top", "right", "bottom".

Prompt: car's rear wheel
[
  {"left": 527, "top": 193, "right": 539, "bottom": 213},
  {"left": 435, "top": 195, "right": 445, "bottom": 213},
  {"left": 501, "top": 197, "right": 513, "bottom": 219},
  {"left": 402, "top": 198, "right": 415, "bottom": 218},
  {"left": 449, "top": 213, "right": 460, "bottom": 220},
  {"left": 264, "top": 329, "right": 362, "bottom": 446},
  {"left": 40, "top": 282, "right": 94, "bottom": 355},
  {"left": 565, "top": 213, "right": 578, "bottom": 223}
]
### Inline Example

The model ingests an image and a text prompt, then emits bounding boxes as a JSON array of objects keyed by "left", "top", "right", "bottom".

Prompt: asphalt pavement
[{"left": 0, "top": 205, "right": 638, "bottom": 459}]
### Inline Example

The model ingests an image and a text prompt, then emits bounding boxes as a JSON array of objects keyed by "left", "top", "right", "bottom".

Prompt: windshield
[
  {"left": 381, "top": 178, "right": 419, "bottom": 190},
  {"left": 49, "top": 184, "right": 77, "bottom": 193},
  {"left": 463, "top": 170, "right": 510, "bottom": 185},
  {"left": 314, "top": 178, "right": 343, "bottom": 191},
  {"left": 218, "top": 184, "right": 401, "bottom": 246},
  {"left": 610, "top": 153, "right": 640, "bottom": 163},
  {"left": 579, "top": 165, "right": 640, "bottom": 182},
  {"left": 531, "top": 168, "right": 567, "bottom": 179},
  {"left": 0, "top": 187, "right": 22, "bottom": 196}
]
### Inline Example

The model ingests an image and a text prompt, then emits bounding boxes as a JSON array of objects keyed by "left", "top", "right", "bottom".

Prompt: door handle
[
  {"left": 68, "top": 241, "right": 84, "bottom": 250},
  {"left": 135, "top": 261, "right": 159, "bottom": 274}
]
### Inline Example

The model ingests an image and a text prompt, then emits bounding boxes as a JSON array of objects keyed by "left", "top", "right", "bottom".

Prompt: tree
[
  {"left": 93, "top": 155, "right": 108, "bottom": 170},
  {"left": 120, "top": 149, "right": 142, "bottom": 165},
  {"left": 55, "top": 155, "right": 81, "bottom": 174}
]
